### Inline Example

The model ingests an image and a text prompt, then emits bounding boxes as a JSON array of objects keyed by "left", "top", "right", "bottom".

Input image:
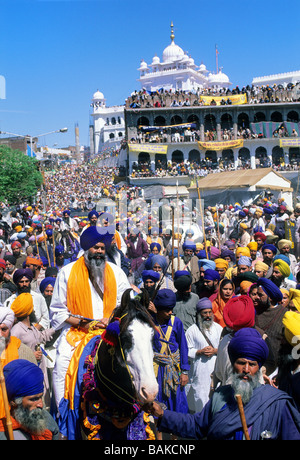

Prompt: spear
[
  {"left": 52, "top": 231, "right": 56, "bottom": 267},
  {"left": 42, "top": 225, "right": 51, "bottom": 266},
  {"left": 196, "top": 177, "right": 208, "bottom": 258},
  {"left": 0, "top": 339, "right": 14, "bottom": 440}
]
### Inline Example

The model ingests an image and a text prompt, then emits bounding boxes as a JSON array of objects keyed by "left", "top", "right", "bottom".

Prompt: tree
[{"left": 0, "top": 145, "right": 43, "bottom": 205}]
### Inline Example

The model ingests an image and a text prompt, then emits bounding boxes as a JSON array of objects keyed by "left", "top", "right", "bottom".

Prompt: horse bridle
[{"left": 95, "top": 313, "right": 139, "bottom": 408}]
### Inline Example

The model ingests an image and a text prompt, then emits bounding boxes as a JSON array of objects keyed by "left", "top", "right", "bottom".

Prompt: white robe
[
  {"left": 185, "top": 321, "right": 223, "bottom": 412},
  {"left": 50, "top": 259, "right": 131, "bottom": 409}
]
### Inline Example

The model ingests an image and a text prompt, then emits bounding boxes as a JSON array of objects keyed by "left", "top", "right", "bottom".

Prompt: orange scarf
[
  {"left": 0, "top": 337, "right": 21, "bottom": 418},
  {"left": 212, "top": 293, "right": 233, "bottom": 328},
  {"left": 66, "top": 257, "right": 117, "bottom": 346},
  {"left": 0, "top": 417, "right": 53, "bottom": 440},
  {"left": 115, "top": 231, "right": 121, "bottom": 250}
]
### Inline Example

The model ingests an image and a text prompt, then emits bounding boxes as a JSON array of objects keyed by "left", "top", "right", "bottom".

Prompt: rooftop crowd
[
  {"left": 0, "top": 163, "right": 300, "bottom": 440},
  {"left": 126, "top": 82, "right": 300, "bottom": 109}
]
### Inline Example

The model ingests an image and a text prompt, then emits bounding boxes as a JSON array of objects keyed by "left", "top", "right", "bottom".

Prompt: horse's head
[{"left": 95, "top": 289, "right": 158, "bottom": 408}]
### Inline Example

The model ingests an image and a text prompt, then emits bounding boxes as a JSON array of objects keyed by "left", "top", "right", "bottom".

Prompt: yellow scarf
[{"left": 0, "top": 337, "right": 21, "bottom": 418}]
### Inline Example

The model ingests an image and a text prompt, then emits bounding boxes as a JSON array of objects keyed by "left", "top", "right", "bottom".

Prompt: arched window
[
  {"left": 187, "top": 114, "right": 199, "bottom": 129},
  {"left": 222, "top": 149, "right": 234, "bottom": 163},
  {"left": 204, "top": 114, "right": 216, "bottom": 132},
  {"left": 154, "top": 115, "right": 166, "bottom": 126},
  {"left": 171, "top": 115, "right": 183, "bottom": 125},
  {"left": 272, "top": 146, "right": 284, "bottom": 166},
  {"left": 238, "top": 147, "right": 250, "bottom": 163},
  {"left": 221, "top": 113, "right": 233, "bottom": 130},
  {"left": 271, "top": 111, "right": 283, "bottom": 122},
  {"left": 137, "top": 116, "right": 150, "bottom": 128},
  {"left": 109, "top": 133, "right": 115, "bottom": 139},
  {"left": 254, "top": 112, "right": 266, "bottom": 122},
  {"left": 172, "top": 150, "right": 184, "bottom": 164},
  {"left": 188, "top": 149, "right": 200, "bottom": 164},
  {"left": 138, "top": 152, "right": 150, "bottom": 164},
  {"left": 111, "top": 117, "right": 116, "bottom": 125},
  {"left": 238, "top": 113, "right": 249, "bottom": 129},
  {"left": 287, "top": 111, "right": 299, "bottom": 122},
  {"left": 289, "top": 147, "right": 300, "bottom": 165}
]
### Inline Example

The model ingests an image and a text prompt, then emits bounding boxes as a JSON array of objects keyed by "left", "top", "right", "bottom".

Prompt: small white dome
[
  {"left": 187, "top": 56, "right": 196, "bottom": 67},
  {"left": 199, "top": 63, "right": 207, "bottom": 72},
  {"left": 151, "top": 55, "right": 160, "bottom": 65},
  {"left": 208, "top": 70, "right": 230, "bottom": 84},
  {"left": 181, "top": 52, "right": 190, "bottom": 62},
  {"left": 93, "top": 89, "right": 104, "bottom": 100},
  {"left": 138, "top": 60, "right": 149, "bottom": 71}
]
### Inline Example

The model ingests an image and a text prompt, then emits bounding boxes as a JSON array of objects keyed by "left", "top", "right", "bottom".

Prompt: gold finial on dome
[{"left": 170, "top": 21, "right": 175, "bottom": 42}]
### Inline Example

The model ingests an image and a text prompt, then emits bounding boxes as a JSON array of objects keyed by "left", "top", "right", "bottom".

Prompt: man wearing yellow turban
[
  {"left": 271, "top": 260, "right": 296, "bottom": 290},
  {"left": 288, "top": 289, "right": 300, "bottom": 313},
  {"left": 277, "top": 311, "right": 300, "bottom": 410},
  {"left": 11, "top": 292, "right": 34, "bottom": 318},
  {"left": 254, "top": 260, "right": 269, "bottom": 278},
  {"left": 238, "top": 222, "right": 250, "bottom": 247},
  {"left": 214, "top": 258, "right": 229, "bottom": 280},
  {"left": 11, "top": 293, "right": 56, "bottom": 408},
  {"left": 277, "top": 239, "right": 297, "bottom": 276},
  {"left": 247, "top": 241, "right": 258, "bottom": 261}
]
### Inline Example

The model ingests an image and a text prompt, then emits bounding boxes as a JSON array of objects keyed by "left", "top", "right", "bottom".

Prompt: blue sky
[{"left": 0, "top": 0, "right": 299, "bottom": 148}]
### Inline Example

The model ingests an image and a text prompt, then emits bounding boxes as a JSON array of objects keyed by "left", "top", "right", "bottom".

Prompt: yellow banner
[
  {"left": 200, "top": 93, "right": 247, "bottom": 106},
  {"left": 280, "top": 138, "right": 300, "bottom": 147},
  {"left": 197, "top": 139, "right": 244, "bottom": 151},
  {"left": 128, "top": 143, "right": 168, "bottom": 154}
]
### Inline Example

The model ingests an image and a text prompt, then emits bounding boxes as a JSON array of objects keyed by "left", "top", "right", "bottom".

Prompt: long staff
[
  {"left": 196, "top": 177, "right": 208, "bottom": 259},
  {"left": 0, "top": 341, "right": 14, "bottom": 440},
  {"left": 171, "top": 206, "right": 175, "bottom": 278},
  {"left": 216, "top": 205, "right": 221, "bottom": 251},
  {"left": 34, "top": 231, "right": 39, "bottom": 257},
  {"left": 176, "top": 181, "right": 180, "bottom": 268},
  {"left": 235, "top": 394, "right": 250, "bottom": 440},
  {"left": 52, "top": 231, "right": 56, "bottom": 267},
  {"left": 42, "top": 225, "right": 51, "bottom": 266}
]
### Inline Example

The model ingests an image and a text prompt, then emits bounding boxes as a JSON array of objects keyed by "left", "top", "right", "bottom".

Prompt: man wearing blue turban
[
  {"left": 87, "top": 210, "right": 99, "bottom": 226},
  {"left": 0, "top": 360, "right": 60, "bottom": 440},
  {"left": 150, "top": 255, "right": 176, "bottom": 292},
  {"left": 261, "top": 243, "right": 277, "bottom": 279},
  {"left": 172, "top": 241, "right": 201, "bottom": 287},
  {"left": 149, "top": 327, "right": 300, "bottom": 439},
  {"left": 255, "top": 277, "right": 287, "bottom": 367},
  {"left": 152, "top": 289, "right": 190, "bottom": 440},
  {"left": 49, "top": 223, "right": 131, "bottom": 411}
]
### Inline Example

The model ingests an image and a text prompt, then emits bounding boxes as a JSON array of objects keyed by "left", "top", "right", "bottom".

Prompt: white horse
[{"left": 58, "top": 289, "right": 159, "bottom": 440}]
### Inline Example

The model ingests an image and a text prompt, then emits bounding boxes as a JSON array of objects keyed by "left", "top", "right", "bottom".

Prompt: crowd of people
[
  {"left": 0, "top": 164, "right": 300, "bottom": 440},
  {"left": 126, "top": 83, "right": 299, "bottom": 109}
]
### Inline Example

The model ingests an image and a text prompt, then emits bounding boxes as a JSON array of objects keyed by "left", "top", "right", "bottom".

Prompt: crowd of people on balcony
[
  {"left": 130, "top": 122, "right": 298, "bottom": 146},
  {"left": 126, "top": 82, "right": 299, "bottom": 109},
  {"left": 130, "top": 153, "right": 300, "bottom": 179}
]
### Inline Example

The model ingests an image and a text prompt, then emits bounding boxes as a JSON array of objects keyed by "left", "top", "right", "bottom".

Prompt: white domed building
[
  {"left": 89, "top": 89, "right": 125, "bottom": 156},
  {"left": 137, "top": 23, "right": 231, "bottom": 93}
]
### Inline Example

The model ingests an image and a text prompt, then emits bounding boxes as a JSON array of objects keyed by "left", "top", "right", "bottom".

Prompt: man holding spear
[{"left": 149, "top": 327, "right": 300, "bottom": 439}]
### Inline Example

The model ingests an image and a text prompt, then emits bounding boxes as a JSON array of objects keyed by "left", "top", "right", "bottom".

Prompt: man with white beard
[
  {"left": 0, "top": 360, "right": 59, "bottom": 440},
  {"left": 150, "top": 328, "right": 300, "bottom": 439},
  {"left": 49, "top": 224, "right": 130, "bottom": 411},
  {"left": 185, "top": 297, "right": 222, "bottom": 412}
]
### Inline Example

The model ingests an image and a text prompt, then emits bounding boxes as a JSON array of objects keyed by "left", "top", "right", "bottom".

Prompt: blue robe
[
  {"left": 153, "top": 315, "right": 190, "bottom": 413},
  {"left": 158, "top": 384, "right": 300, "bottom": 440}
]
